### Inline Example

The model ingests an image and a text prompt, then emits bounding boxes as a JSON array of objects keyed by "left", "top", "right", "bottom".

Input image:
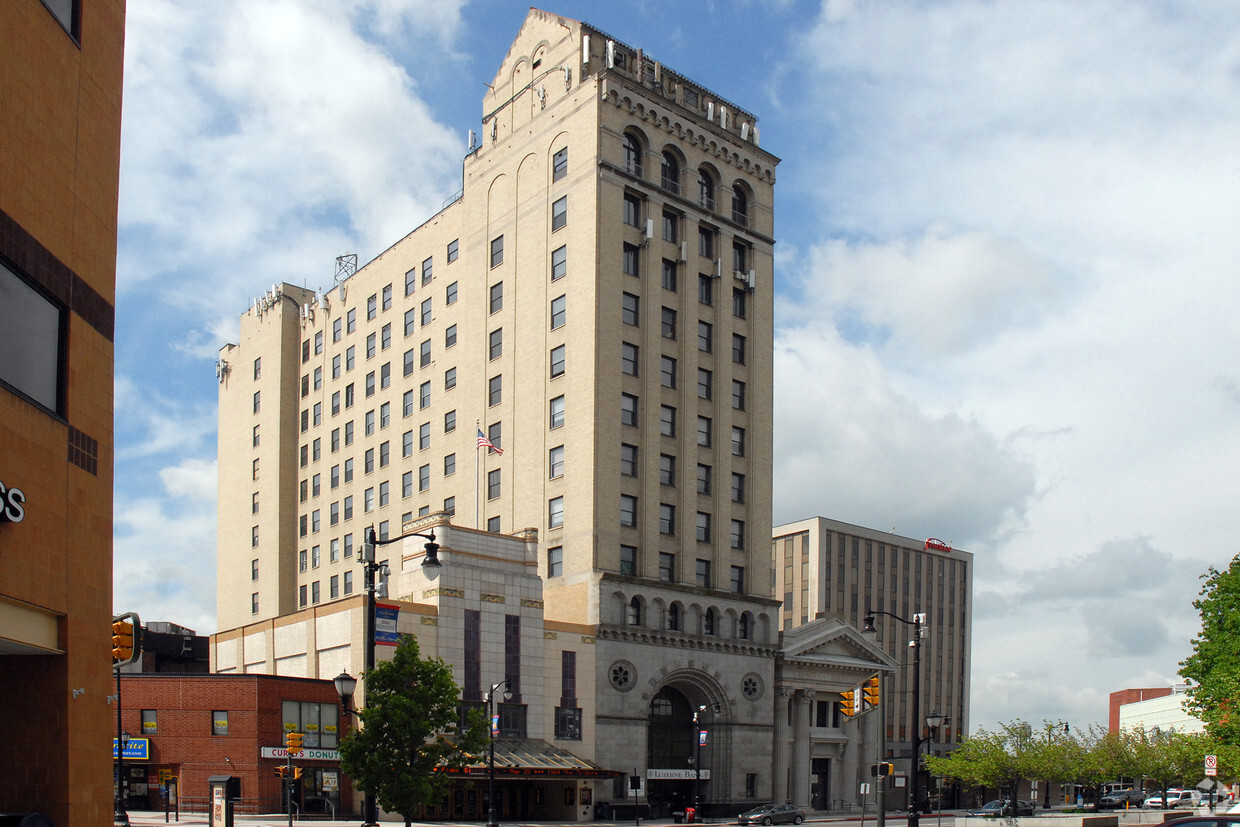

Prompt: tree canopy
[
  {"left": 337, "top": 635, "right": 488, "bottom": 826},
  {"left": 1181, "top": 555, "right": 1240, "bottom": 744}
]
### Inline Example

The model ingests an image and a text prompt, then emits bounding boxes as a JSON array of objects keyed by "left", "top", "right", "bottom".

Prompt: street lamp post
[
  {"left": 486, "top": 680, "right": 512, "bottom": 827},
  {"left": 692, "top": 705, "right": 707, "bottom": 820},
  {"left": 924, "top": 712, "right": 944, "bottom": 813},
  {"left": 1043, "top": 722, "right": 1068, "bottom": 809},
  {"left": 863, "top": 610, "right": 927, "bottom": 827},
  {"left": 347, "top": 526, "right": 441, "bottom": 826},
  {"left": 332, "top": 673, "right": 367, "bottom": 825}
]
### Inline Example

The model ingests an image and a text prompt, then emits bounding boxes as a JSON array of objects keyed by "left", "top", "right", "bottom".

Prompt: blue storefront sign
[
  {"left": 375, "top": 603, "right": 399, "bottom": 645},
  {"left": 113, "top": 737, "right": 149, "bottom": 760}
]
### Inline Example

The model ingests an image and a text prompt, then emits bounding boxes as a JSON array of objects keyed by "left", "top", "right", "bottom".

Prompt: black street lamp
[
  {"left": 349, "top": 527, "right": 441, "bottom": 826},
  {"left": 332, "top": 672, "right": 367, "bottom": 824},
  {"left": 924, "top": 712, "right": 944, "bottom": 812},
  {"left": 486, "top": 680, "right": 512, "bottom": 827},
  {"left": 863, "top": 610, "right": 927, "bottom": 827},
  {"left": 1042, "top": 722, "right": 1068, "bottom": 809}
]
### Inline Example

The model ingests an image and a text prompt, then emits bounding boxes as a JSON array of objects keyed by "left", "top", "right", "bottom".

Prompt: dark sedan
[
  {"left": 967, "top": 799, "right": 1036, "bottom": 817},
  {"left": 1100, "top": 789, "right": 1145, "bottom": 808},
  {"left": 738, "top": 804, "right": 806, "bottom": 825}
]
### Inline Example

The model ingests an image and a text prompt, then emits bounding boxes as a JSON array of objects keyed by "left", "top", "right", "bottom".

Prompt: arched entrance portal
[{"left": 646, "top": 685, "right": 719, "bottom": 816}]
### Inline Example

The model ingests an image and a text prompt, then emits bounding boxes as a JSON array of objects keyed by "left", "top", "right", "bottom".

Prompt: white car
[{"left": 1145, "top": 790, "right": 1201, "bottom": 809}]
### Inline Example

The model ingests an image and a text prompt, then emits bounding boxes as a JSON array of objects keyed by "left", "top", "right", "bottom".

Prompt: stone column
[
  {"left": 792, "top": 689, "right": 815, "bottom": 807},
  {"left": 773, "top": 688, "right": 793, "bottom": 803}
]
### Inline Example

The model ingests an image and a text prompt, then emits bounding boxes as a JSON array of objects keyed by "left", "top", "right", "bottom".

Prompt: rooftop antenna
[{"left": 334, "top": 253, "right": 357, "bottom": 301}]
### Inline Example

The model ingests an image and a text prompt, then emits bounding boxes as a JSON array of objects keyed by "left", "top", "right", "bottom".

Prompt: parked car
[
  {"left": 967, "top": 800, "right": 1036, "bottom": 817},
  {"left": 1145, "top": 790, "right": 1202, "bottom": 809},
  {"left": 1100, "top": 789, "right": 1145, "bottom": 808},
  {"left": 738, "top": 804, "right": 806, "bottom": 825}
]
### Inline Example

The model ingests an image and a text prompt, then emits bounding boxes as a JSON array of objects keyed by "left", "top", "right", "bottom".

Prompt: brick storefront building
[{"left": 117, "top": 673, "right": 350, "bottom": 816}]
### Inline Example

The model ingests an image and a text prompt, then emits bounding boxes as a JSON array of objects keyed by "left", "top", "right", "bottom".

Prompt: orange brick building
[
  {"left": 117, "top": 674, "right": 351, "bottom": 817},
  {"left": 0, "top": 1, "right": 126, "bottom": 824}
]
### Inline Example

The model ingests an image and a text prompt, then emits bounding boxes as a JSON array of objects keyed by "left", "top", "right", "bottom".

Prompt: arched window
[
  {"left": 739, "top": 611, "right": 752, "bottom": 640},
  {"left": 668, "top": 602, "right": 681, "bottom": 631},
  {"left": 661, "top": 151, "right": 680, "bottom": 193},
  {"left": 698, "top": 170, "right": 715, "bottom": 211},
  {"left": 704, "top": 607, "right": 717, "bottom": 636},
  {"left": 628, "top": 596, "right": 642, "bottom": 626},
  {"left": 623, "top": 133, "right": 643, "bottom": 176},
  {"left": 732, "top": 184, "right": 748, "bottom": 226}
]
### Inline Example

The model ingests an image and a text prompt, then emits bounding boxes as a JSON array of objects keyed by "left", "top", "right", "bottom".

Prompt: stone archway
[{"left": 644, "top": 672, "right": 732, "bottom": 817}]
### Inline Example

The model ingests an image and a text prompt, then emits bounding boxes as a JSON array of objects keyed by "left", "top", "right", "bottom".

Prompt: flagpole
[{"left": 475, "top": 419, "right": 481, "bottom": 530}]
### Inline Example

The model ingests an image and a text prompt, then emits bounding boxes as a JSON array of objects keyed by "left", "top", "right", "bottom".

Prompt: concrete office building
[
  {"left": 0, "top": 2, "right": 126, "bottom": 824},
  {"left": 771, "top": 517, "right": 973, "bottom": 807},
  {"left": 216, "top": 8, "right": 780, "bottom": 815}
]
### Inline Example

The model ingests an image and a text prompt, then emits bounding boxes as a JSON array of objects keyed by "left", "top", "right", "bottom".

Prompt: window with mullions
[
  {"left": 623, "top": 243, "right": 640, "bottom": 277},
  {"left": 658, "top": 551, "right": 675, "bottom": 580},
  {"left": 733, "top": 287, "right": 747, "bottom": 319},
  {"left": 550, "top": 395, "right": 565, "bottom": 428},
  {"left": 662, "top": 211, "right": 679, "bottom": 243},
  {"left": 422, "top": 257, "right": 433, "bottom": 285},
  {"left": 661, "top": 307, "right": 676, "bottom": 339},
  {"left": 497, "top": 703, "right": 527, "bottom": 738},
  {"left": 698, "top": 368, "right": 712, "bottom": 400},
  {"left": 621, "top": 342, "right": 639, "bottom": 376},
  {"left": 622, "top": 293, "right": 640, "bottom": 326},
  {"left": 552, "top": 147, "right": 568, "bottom": 182},
  {"left": 490, "top": 236, "right": 504, "bottom": 268},
  {"left": 733, "top": 333, "right": 746, "bottom": 364},
  {"left": 623, "top": 193, "right": 641, "bottom": 227},
  {"left": 552, "top": 196, "right": 568, "bottom": 231},
  {"left": 698, "top": 226, "right": 714, "bottom": 258},
  {"left": 549, "top": 445, "right": 565, "bottom": 478},
  {"left": 659, "top": 405, "right": 675, "bottom": 436},
  {"left": 621, "top": 393, "right": 638, "bottom": 426},
  {"left": 659, "top": 504, "right": 675, "bottom": 536},
  {"left": 555, "top": 706, "right": 582, "bottom": 740},
  {"left": 552, "top": 245, "right": 567, "bottom": 280},
  {"left": 699, "top": 275, "right": 713, "bottom": 306},
  {"left": 551, "top": 295, "right": 566, "bottom": 329},
  {"left": 662, "top": 259, "right": 678, "bottom": 292},
  {"left": 382, "top": 284, "right": 392, "bottom": 310},
  {"left": 281, "top": 700, "right": 341, "bottom": 748},
  {"left": 447, "top": 239, "right": 459, "bottom": 263},
  {"left": 405, "top": 266, "right": 417, "bottom": 297},
  {"left": 550, "top": 345, "right": 566, "bottom": 377},
  {"left": 623, "top": 133, "right": 643, "bottom": 176},
  {"left": 367, "top": 293, "right": 377, "bottom": 320},
  {"left": 661, "top": 151, "right": 680, "bottom": 193},
  {"left": 490, "top": 282, "right": 503, "bottom": 313},
  {"left": 620, "top": 545, "right": 637, "bottom": 576},
  {"left": 620, "top": 494, "right": 638, "bottom": 527}
]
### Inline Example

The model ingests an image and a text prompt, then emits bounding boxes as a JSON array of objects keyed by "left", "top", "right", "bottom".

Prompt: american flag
[{"left": 477, "top": 428, "right": 503, "bottom": 455}]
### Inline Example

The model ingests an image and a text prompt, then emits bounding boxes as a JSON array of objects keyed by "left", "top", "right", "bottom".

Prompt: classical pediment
[{"left": 777, "top": 616, "right": 897, "bottom": 672}]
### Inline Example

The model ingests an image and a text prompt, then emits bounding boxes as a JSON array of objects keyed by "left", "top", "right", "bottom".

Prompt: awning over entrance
[{"left": 441, "top": 738, "right": 620, "bottom": 779}]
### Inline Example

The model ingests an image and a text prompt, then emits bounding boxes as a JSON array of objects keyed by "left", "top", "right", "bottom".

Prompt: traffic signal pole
[
  {"left": 114, "top": 665, "right": 128, "bottom": 827},
  {"left": 876, "top": 673, "right": 885, "bottom": 827}
]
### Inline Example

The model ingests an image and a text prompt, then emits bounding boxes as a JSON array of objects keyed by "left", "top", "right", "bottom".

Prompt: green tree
[
  {"left": 1181, "top": 555, "right": 1240, "bottom": 744},
  {"left": 338, "top": 635, "right": 488, "bottom": 827},
  {"left": 926, "top": 721, "right": 1041, "bottom": 813}
]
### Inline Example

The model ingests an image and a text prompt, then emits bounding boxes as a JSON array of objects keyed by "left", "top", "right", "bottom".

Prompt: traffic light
[
  {"left": 285, "top": 731, "right": 303, "bottom": 755},
  {"left": 291, "top": 767, "right": 303, "bottom": 780},
  {"left": 111, "top": 612, "right": 142, "bottom": 667},
  {"left": 863, "top": 675, "right": 881, "bottom": 708},
  {"left": 878, "top": 762, "right": 893, "bottom": 776},
  {"left": 275, "top": 766, "right": 288, "bottom": 779},
  {"left": 839, "top": 689, "right": 857, "bottom": 717}
]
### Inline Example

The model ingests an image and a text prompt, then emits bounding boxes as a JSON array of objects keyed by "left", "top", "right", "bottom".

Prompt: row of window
[{"left": 620, "top": 130, "right": 754, "bottom": 227}]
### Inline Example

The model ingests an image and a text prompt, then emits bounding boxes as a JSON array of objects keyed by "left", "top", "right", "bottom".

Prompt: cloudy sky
[{"left": 114, "top": 0, "right": 1240, "bottom": 731}]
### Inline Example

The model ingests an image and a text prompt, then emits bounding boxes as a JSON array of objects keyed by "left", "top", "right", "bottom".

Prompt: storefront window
[{"left": 212, "top": 710, "right": 228, "bottom": 736}]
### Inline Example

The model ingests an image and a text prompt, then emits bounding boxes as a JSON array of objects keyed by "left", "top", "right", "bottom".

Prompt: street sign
[{"left": 1206, "top": 754, "right": 1218, "bottom": 776}]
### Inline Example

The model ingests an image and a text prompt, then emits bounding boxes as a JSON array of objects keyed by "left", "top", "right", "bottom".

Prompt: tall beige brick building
[{"left": 217, "top": 8, "right": 784, "bottom": 814}]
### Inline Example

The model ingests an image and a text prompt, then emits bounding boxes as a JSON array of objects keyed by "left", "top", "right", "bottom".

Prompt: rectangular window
[
  {"left": 487, "top": 468, "right": 501, "bottom": 500},
  {"left": 344, "top": 571, "right": 353, "bottom": 594},
  {"left": 346, "top": 308, "right": 356, "bottom": 333},
  {"left": 731, "top": 520, "right": 746, "bottom": 550},
  {"left": 697, "top": 463, "right": 712, "bottom": 495},
  {"left": 622, "top": 292, "right": 640, "bottom": 326},
  {"left": 698, "top": 368, "right": 712, "bottom": 400},
  {"left": 405, "top": 266, "right": 417, "bottom": 297},
  {"left": 490, "top": 282, "right": 503, "bottom": 313},
  {"left": 402, "top": 471, "right": 413, "bottom": 497},
  {"left": 141, "top": 709, "right": 157, "bottom": 735},
  {"left": 621, "top": 393, "right": 638, "bottom": 427},
  {"left": 659, "top": 503, "right": 675, "bottom": 536},
  {"left": 491, "top": 236, "right": 504, "bottom": 268},
  {"left": 549, "top": 445, "right": 565, "bottom": 478},
  {"left": 659, "top": 454, "right": 675, "bottom": 486},
  {"left": 404, "top": 307, "right": 417, "bottom": 336},
  {"left": 488, "top": 422, "right": 502, "bottom": 451},
  {"left": 697, "top": 416, "right": 712, "bottom": 447},
  {"left": 366, "top": 332, "right": 376, "bottom": 358},
  {"left": 403, "top": 391, "right": 414, "bottom": 417},
  {"left": 299, "top": 549, "right": 308, "bottom": 571},
  {"left": 552, "top": 196, "right": 568, "bottom": 231},
  {"left": 445, "top": 324, "right": 457, "bottom": 348},
  {"left": 623, "top": 193, "right": 641, "bottom": 227},
  {"left": 364, "top": 487, "right": 374, "bottom": 512},
  {"left": 621, "top": 342, "right": 639, "bottom": 376},
  {"left": 662, "top": 259, "right": 678, "bottom": 292},
  {"left": 421, "top": 297, "right": 433, "bottom": 325},
  {"left": 330, "top": 500, "right": 339, "bottom": 526},
  {"left": 548, "top": 546, "right": 564, "bottom": 577},
  {"left": 550, "top": 345, "right": 566, "bottom": 377},
  {"left": 313, "top": 366, "right": 322, "bottom": 389},
  {"left": 254, "top": 357, "right": 262, "bottom": 379},
  {"left": 660, "top": 355, "right": 677, "bottom": 388},
  {"left": 253, "top": 391, "right": 261, "bottom": 414},
  {"left": 333, "top": 318, "right": 342, "bottom": 342},
  {"left": 444, "top": 453, "right": 456, "bottom": 476},
  {"left": 659, "top": 551, "right": 675, "bottom": 581},
  {"left": 549, "top": 496, "right": 564, "bottom": 528},
  {"left": 696, "top": 556, "right": 711, "bottom": 585},
  {"left": 733, "top": 333, "right": 747, "bottom": 364},
  {"left": 732, "top": 426, "right": 746, "bottom": 457},
  {"left": 299, "top": 585, "right": 307, "bottom": 607},
  {"left": 489, "top": 328, "right": 502, "bottom": 360},
  {"left": 332, "top": 354, "right": 341, "bottom": 379},
  {"left": 330, "top": 574, "right": 339, "bottom": 599},
  {"left": 346, "top": 346, "right": 355, "bottom": 371},
  {"left": 422, "top": 256, "right": 433, "bottom": 285},
  {"left": 733, "top": 287, "right": 747, "bottom": 319},
  {"left": 331, "top": 428, "right": 340, "bottom": 452},
  {"left": 699, "top": 321, "right": 713, "bottom": 353},
  {"left": 699, "top": 274, "right": 713, "bottom": 306},
  {"left": 489, "top": 375, "right": 503, "bottom": 406},
  {"left": 622, "top": 243, "right": 639, "bottom": 277},
  {"left": 660, "top": 405, "right": 676, "bottom": 436},
  {"left": 550, "top": 395, "right": 566, "bottom": 429},
  {"left": 420, "top": 339, "right": 431, "bottom": 368},
  {"left": 620, "top": 443, "right": 637, "bottom": 477},
  {"left": 420, "top": 381, "right": 431, "bottom": 408},
  {"left": 382, "top": 284, "right": 392, "bottom": 310},
  {"left": 551, "top": 295, "right": 566, "bottom": 329},
  {"left": 620, "top": 494, "right": 638, "bottom": 527},
  {"left": 419, "top": 464, "right": 431, "bottom": 491},
  {"left": 447, "top": 239, "right": 459, "bottom": 262},
  {"left": 380, "top": 441, "right": 390, "bottom": 468},
  {"left": 552, "top": 147, "right": 568, "bottom": 181},
  {"left": 732, "top": 472, "right": 745, "bottom": 503},
  {"left": 552, "top": 245, "right": 567, "bottom": 280},
  {"left": 311, "top": 580, "right": 321, "bottom": 604},
  {"left": 380, "top": 401, "right": 391, "bottom": 428},
  {"left": 661, "top": 307, "right": 677, "bottom": 339},
  {"left": 445, "top": 367, "right": 457, "bottom": 389},
  {"left": 445, "top": 410, "right": 456, "bottom": 432},
  {"left": 620, "top": 545, "right": 637, "bottom": 576},
  {"left": 443, "top": 496, "right": 455, "bottom": 516},
  {"left": 446, "top": 281, "right": 458, "bottom": 303},
  {"left": 731, "top": 379, "right": 747, "bottom": 410},
  {"left": 365, "top": 410, "right": 375, "bottom": 436},
  {"left": 662, "top": 210, "right": 679, "bottom": 243},
  {"left": 698, "top": 226, "right": 714, "bottom": 258},
  {"left": 365, "top": 371, "right": 375, "bottom": 397}
]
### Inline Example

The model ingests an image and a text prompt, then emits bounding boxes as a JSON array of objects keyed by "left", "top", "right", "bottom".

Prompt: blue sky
[{"left": 114, "top": 0, "right": 1240, "bottom": 730}]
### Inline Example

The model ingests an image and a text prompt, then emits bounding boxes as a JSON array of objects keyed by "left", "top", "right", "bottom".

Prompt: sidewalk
[{"left": 124, "top": 810, "right": 952, "bottom": 827}]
